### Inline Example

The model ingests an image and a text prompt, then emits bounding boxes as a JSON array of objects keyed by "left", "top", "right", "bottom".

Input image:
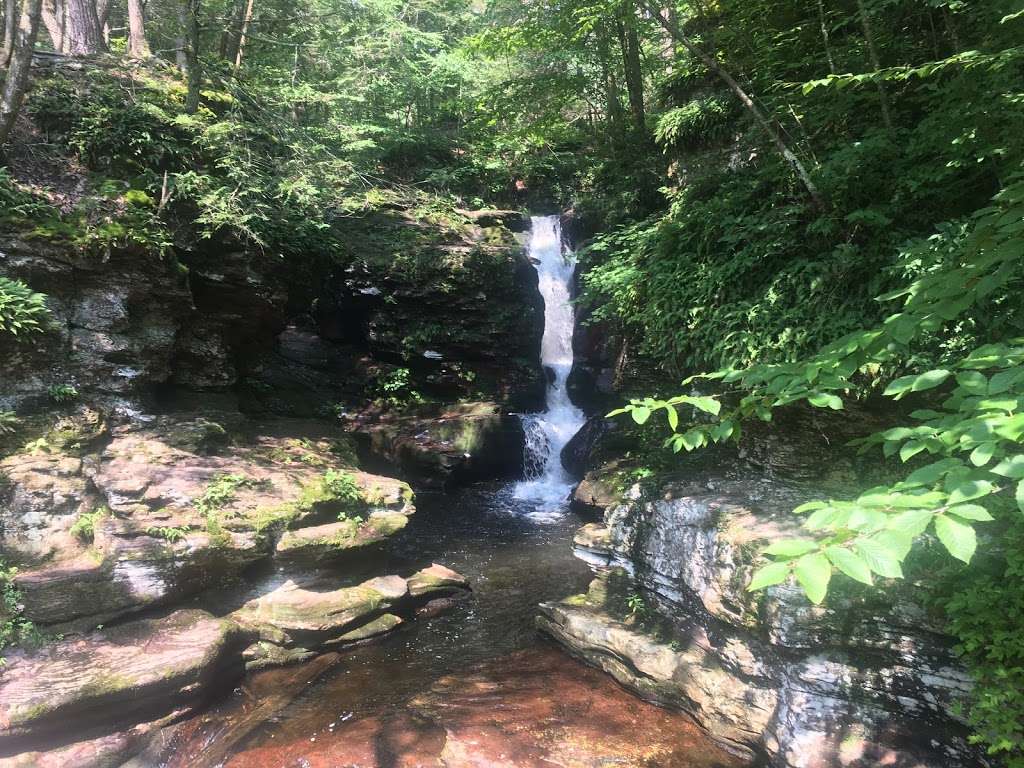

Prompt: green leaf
[
  {"left": 825, "top": 547, "right": 873, "bottom": 585},
  {"left": 763, "top": 539, "right": 819, "bottom": 558},
  {"left": 955, "top": 371, "right": 988, "bottom": 394},
  {"left": 854, "top": 539, "right": 904, "bottom": 579},
  {"left": 947, "top": 504, "right": 994, "bottom": 522},
  {"left": 934, "top": 515, "right": 977, "bottom": 563},
  {"left": 904, "top": 458, "right": 962, "bottom": 487},
  {"left": 888, "top": 508, "right": 935, "bottom": 537},
  {"left": 793, "top": 500, "right": 829, "bottom": 514},
  {"left": 969, "top": 442, "right": 996, "bottom": 467},
  {"left": 900, "top": 440, "right": 926, "bottom": 462},
  {"left": 631, "top": 406, "right": 651, "bottom": 425},
  {"left": 794, "top": 553, "right": 832, "bottom": 604},
  {"left": 911, "top": 369, "right": 951, "bottom": 392},
  {"left": 991, "top": 454, "right": 1024, "bottom": 479},
  {"left": 948, "top": 479, "right": 995, "bottom": 505},
  {"left": 747, "top": 561, "right": 790, "bottom": 591},
  {"left": 807, "top": 391, "right": 843, "bottom": 410},
  {"left": 666, "top": 406, "right": 679, "bottom": 431},
  {"left": 1016, "top": 479, "right": 1024, "bottom": 514},
  {"left": 884, "top": 375, "right": 917, "bottom": 397}
]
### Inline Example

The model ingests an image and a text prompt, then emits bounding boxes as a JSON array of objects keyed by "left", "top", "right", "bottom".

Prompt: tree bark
[
  {"left": 220, "top": 0, "right": 244, "bottom": 62},
  {"left": 816, "top": 0, "right": 835, "bottom": 74},
  {"left": 184, "top": 0, "right": 200, "bottom": 113},
  {"left": 638, "top": 0, "right": 822, "bottom": 204},
  {"left": 855, "top": 0, "right": 893, "bottom": 131},
  {"left": 126, "top": 0, "right": 149, "bottom": 57},
  {"left": 39, "top": 0, "right": 65, "bottom": 53},
  {"left": 596, "top": 30, "right": 624, "bottom": 135},
  {"left": 2, "top": 0, "right": 17, "bottom": 66},
  {"left": 65, "top": 0, "right": 104, "bottom": 54},
  {"left": 95, "top": 0, "right": 107, "bottom": 40},
  {"left": 616, "top": 3, "right": 646, "bottom": 134},
  {"left": 174, "top": 0, "right": 187, "bottom": 71},
  {"left": 232, "top": 0, "right": 252, "bottom": 69},
  {"left": 0, "top": 0, "right": 43, "bottom": 153}
]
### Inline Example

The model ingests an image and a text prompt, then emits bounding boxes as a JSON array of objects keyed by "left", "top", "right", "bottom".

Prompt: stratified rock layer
[
  {"left": 1, "top": 412, "right": 416, "bottom": 630},
  {"left": 541, "top": 479, "right": 981, "bottom": 768}
]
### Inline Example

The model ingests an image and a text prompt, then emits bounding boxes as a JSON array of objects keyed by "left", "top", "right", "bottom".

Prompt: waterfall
[{"left": 513, "top": 215, "right": 585, "bottom": 514}]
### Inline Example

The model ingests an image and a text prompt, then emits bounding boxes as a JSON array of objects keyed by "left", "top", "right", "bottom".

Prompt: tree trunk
[
  {"left": 220, "top": 0, "right": 244, "bottom": 62},
  {"left": 65, "top": 0, "right": 104, "bottom": 54},
  {"left": 616, "top": 3, "right": 645, "bottom": 134},
  {"left": 638, "top": 0, "right": 823, "bottom": 205},
  {"left": 0, "top": 0, "right": 43, "bottom": 153},
  {"left": 184, "top": 0, "right": 200, "bottom": 113},
  {"left": 596, "top": 30, "right": 624, "bottom": 135},
  {"left": 39, "top": 0, "right": 65, "bottom": 53},
  {"left": 816, "top": 0, "right": 836, "bottom": 74},
  {"left": 855, "top": 0, "right": 893, "bottom": 131},
  {"left": 95, "top": 0, "right": 107, "bottom": 40},
  {"left": 174, "top": 0, "right": 187, "bottom": 71},
  {"left": 232, "top": 0, "right": 252, "bottom": 69},
  {"left": 941, "top": 7, "right": 961, "bottom": 53},
  {"left": 2, "top": 0, "right": 17, "bottom": 66},
  {"left": 126, "top": 0, "right": 149, "bottom": 57}
]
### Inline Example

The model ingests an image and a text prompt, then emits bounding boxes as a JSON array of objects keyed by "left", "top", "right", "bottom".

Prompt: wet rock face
[
  {"left": 549, "top": 409, "right": 981, "bottom": 768},
  {"left": 0, "top": 238, "right": 194, "bottom": 410},
  {"left": 354, "top": 402, "right": 526, "bottom": 489},
  {"left": 542, "top": 477, "right": 982, "bottom": 768}
]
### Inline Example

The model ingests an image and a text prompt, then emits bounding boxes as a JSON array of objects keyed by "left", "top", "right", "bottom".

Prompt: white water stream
[{"left": 513, "top": 215, "right": 586, "bottom": 517}]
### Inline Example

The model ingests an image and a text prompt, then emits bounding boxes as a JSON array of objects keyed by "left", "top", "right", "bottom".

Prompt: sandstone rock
[
  {"left": 232, "top": 565, "right": 469, "bottom": 669},
  {"left": 273, "top": 512, "right": 408, "bottom": 565},
  {"left": 0, "top": 238, "right": 193, "bottom": 409},
  {"left": 356, "top": 402, "right": 525, "bottom": 488},
  {"left": 0, "top": 609, "right": 248, "bottom": 754},
  {"left": 539, "top": 575, "right": 777, "bottom": 757},
  {"left": 7, "top": 413, "right": 415, "bottom": 628},
  {"left": 571, "top": 470, "right": 620, "bottom": 517},
  {"left": 544, "top": 474, "right": 983, "bottom": 768},
  {"left": 176, "top": 646, "right": 743, "bottom": 768},
  {"left": 406, "top": 562, "right": 469, "bottom": 597},
  {"left": 0, "top": 452, "right": 92, "bottom": 561},
  {"left": 560, "top": 415, "right": 609, "bottom": 478}
]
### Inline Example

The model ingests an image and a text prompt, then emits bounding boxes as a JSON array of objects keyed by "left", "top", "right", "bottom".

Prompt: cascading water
[{"left": 513, "top": 215, "right": 586, "bottom": 516}]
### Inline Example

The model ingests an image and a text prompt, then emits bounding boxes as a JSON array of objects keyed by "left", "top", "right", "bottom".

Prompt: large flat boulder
[
  {"left": 232, "top": 565, "right": 470, "bottom": 670},
  {"left": 0, "top": 609, "right": 248, "bottom": 755}
]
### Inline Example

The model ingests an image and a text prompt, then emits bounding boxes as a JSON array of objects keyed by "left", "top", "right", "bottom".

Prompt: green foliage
[
  {"left": 0, "top": 412, "right": 18, "bottom": 436},
  {"left": 70, "top": 507, "right": 109, "bottom": 543},
  {"left": 322, "top": 470, "right": 366, "bottom": 518},
  {"left": 0, "top": 278, "right": 52, "bottom": 340},
  {"left": 654, "top": 97, "right": 734, "bottom": 150},
  {"left": 1, "top": 560, "right": 39, "bottom": 663},
  {"left": 194, "top": 474, "right": 255, "bottom": 517},
  {"left": 146, "top": 525, "right": 191, "bottom": 543},
  {"left": 613, "top": 174, "right": 1024, "bottom": 603},
  {"left": 369, "top": 368, "right": 424, "bottom": 408},
  {"left": 943, "top": 519, "right": 1024, "bottom": 765},
  {"left": 47, "top": 385, "right": 79, "bottom": 404}
]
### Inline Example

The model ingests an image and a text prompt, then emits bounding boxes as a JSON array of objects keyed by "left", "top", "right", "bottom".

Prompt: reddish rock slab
[{"left": 203, "top": 646, "right": 746, "bottom": 768}]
